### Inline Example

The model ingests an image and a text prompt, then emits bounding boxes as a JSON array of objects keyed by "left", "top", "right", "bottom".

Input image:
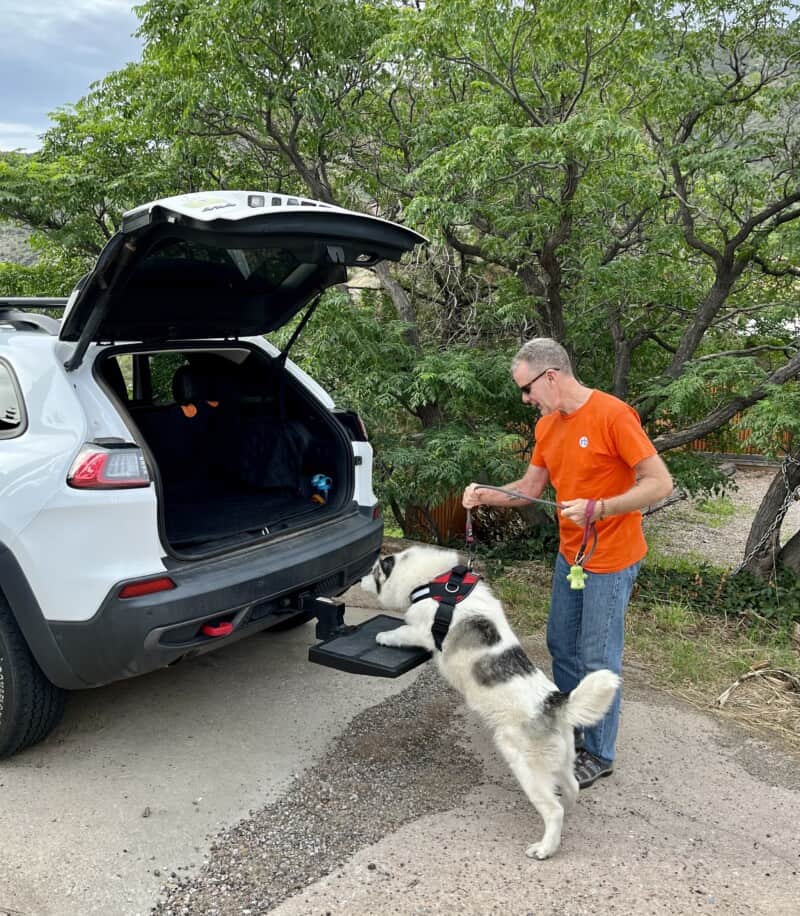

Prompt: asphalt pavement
[{"left": 2, "top": 584, "right": 799, "bottom": 916}]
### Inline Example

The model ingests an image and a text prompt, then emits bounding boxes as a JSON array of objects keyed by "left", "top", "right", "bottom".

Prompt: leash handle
[{"left": 574, "top": 499, "right": 597, "bottom": 566}]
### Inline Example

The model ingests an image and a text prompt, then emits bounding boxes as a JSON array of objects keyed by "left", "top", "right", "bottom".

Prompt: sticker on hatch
[{"left": 181, "top": 196, "right": 237, "bottom": 212}]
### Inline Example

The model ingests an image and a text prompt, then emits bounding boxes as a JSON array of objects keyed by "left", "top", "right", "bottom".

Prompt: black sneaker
[{"left": 575, "top": 749, "right": 614, "bottom": 789}]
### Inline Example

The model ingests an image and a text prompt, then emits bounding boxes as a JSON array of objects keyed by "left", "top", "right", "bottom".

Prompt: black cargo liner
[{"left": 99, "top": 347, "right": 353, "bottom": 555}]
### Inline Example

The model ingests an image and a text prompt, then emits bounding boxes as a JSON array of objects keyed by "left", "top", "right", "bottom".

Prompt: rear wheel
[{"left": 0, "top": 597, "right": 66, "bottom": 758}]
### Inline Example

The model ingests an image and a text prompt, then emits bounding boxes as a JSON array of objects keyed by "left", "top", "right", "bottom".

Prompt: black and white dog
[{"left": 361, "top": 545, "right": 619, "bottom": 860}]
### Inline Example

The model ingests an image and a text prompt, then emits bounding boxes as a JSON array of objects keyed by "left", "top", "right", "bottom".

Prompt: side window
[
  {"left": 149, "top": 352, "right": 186, "bottom": 405},
  {"left": 0, "top": 359, "right": 26, "bottom": 438}
]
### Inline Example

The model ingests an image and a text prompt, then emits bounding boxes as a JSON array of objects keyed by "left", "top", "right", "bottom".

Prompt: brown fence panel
[{"left": 404, "top": 496, "right": 468, "bottom": 543}]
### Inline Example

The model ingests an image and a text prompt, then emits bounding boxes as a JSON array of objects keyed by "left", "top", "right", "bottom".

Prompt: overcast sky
[{"left": 0, "top": 1, "right": 143, "bottom": 152}]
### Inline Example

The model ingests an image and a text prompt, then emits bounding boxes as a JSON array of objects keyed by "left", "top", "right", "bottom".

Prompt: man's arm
[
  {"left": 560, "top": 454, "right": 673, "bottom": 526},
  {"left": 462, "top": 463, "right": 550, "bottom": 509}
]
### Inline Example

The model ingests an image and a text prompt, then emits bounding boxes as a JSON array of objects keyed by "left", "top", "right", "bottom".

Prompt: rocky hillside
[{"left": 0, "top": 222, "right": 37, "bottom": 266}]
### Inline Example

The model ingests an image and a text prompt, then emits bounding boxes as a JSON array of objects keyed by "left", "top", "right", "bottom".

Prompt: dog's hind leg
[
  {"left": 559, "top": 767, "right": 579, "bottom": 813},
  {"left": 557, "top": 731, "right": 579, "bottom": 813},
  {"left": 495, "top": 729, "right": 564, "bottom": 860}
]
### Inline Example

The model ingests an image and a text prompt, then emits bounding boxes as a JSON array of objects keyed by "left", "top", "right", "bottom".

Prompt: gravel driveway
[
  {"left": 152, "top": 562, "right": 800, "bottom": 916},
  {"left": 645, "top": 464, "right": 800, "bottom": 569}
]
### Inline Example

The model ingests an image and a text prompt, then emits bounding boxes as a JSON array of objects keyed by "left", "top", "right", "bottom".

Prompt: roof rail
[
  {"left": 0, "top": 299, "right": 65, "bottom": 335},
  {"left": 0, "top": 297, "right": 68, "bottom": 310}
]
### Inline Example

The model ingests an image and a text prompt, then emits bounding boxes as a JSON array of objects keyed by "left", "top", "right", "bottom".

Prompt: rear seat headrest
[{"left": 172, "top": 364, "right": 215, "bottom": 406}]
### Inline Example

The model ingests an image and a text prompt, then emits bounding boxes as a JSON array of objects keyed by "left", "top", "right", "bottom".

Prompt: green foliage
[
  {"left": 0, "top": 240, "right": 88, "bottom": 297},
  {"left": 661, "top": 450, "right": 734, "bottom": 499},
  {"left": 637, "top": 557, "right": 800, "bottom": 633},
  {"left": 3, "top": 0, "right": 800, "bottom": 567},
  {"left": 150, "top": 353, "right": 186, "bottom": 404},
  {"left": 695, "top": 496, "right": 736, "bottom": 528},
  {"left": 469, "top": 508, "right": 561, "bottom": 563},
  {"left": 737, "top": 383, "right": 800, "bottom": 458},
  {"left": 278, "top": 289, "right": 529, "bottom": 517}
]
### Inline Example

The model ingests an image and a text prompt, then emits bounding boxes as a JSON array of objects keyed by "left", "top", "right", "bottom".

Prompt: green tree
[{"left": 3, "top": 0, "right": 800, "bottom": 566}]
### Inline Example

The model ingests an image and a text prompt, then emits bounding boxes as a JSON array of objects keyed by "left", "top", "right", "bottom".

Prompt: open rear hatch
[
  {"left": 100, "top": 344, "right": 355, "bottom": 556},
  {"left": 59, "top": 191, "right": 426, "bottom": 364},
  {"left": 61, "top": 191, "right": 425, "bottom": 556}
]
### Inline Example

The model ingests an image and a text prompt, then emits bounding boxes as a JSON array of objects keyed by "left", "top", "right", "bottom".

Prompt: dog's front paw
[
  {"left": 375, "top": 630, "right": 397, "bottom": 647},
  {"left": 525, "top": 841, "right": 558, "bottom": 861}
]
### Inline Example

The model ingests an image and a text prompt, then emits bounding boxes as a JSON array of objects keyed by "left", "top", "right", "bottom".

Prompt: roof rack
[{"left": 0, "top": 298, "right": 67, "bottom": 335}]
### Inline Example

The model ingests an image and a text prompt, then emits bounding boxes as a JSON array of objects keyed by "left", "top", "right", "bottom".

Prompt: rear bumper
[{"left": 37, "top": 509, "right": 382, "bottom": 688}]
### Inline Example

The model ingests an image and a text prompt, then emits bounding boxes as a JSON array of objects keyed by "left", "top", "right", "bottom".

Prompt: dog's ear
[{"left": 380, "top": 554, "right": 395, "bottom": 578}]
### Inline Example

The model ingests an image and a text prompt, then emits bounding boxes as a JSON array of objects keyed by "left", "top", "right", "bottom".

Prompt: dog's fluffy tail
[{"left": 562, "top": 670, "right": 620, "bottom": 728}]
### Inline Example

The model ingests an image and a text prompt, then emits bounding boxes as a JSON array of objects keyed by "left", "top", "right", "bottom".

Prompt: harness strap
[
  {"left": 431, "top": 603, "right": 456, "bottom": 651},
  {"left": 409, "top": 565, "right": 480, "bottom": 651}
]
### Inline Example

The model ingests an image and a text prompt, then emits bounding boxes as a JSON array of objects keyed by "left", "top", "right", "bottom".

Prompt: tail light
[
  {"left": 118, "top": 576, "right": 176, "bottom": 599},
  {"left": 67, "top": 445, "right": 150, "bottom": 489}
]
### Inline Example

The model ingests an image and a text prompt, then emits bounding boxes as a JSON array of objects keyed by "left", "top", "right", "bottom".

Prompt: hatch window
[{"left": 150, "top": 239, "right": 301, "bottom": 286}]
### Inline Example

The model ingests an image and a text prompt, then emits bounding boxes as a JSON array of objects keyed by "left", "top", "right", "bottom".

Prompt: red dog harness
[{"left": 409, "top": 564, "right": 481, "bottom": 650}]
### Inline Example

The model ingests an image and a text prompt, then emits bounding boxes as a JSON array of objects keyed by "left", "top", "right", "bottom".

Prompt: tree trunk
[
  {"left": 664, "top": 270, "right": 740, "bottom": 379},
  {"left": 778, "top": 527, "right": 800, "bottom": 575},
  {"left": 610, "top": 314, "right": 632, "bottom": 400},
  {"left": 742, "top": 454, "right": 800, "bottom": 578},
  {"left": 373, "top": 261, "right": 421, "bottom": 350}
]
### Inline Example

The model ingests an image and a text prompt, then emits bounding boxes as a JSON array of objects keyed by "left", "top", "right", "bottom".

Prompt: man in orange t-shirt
[{"left": 462, "top": 338, "right": 672, "bottom": 788}]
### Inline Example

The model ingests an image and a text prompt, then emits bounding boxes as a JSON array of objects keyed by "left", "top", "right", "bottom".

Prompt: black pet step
[{"left": 308, "top": 614, "right": 431, "bottom": 677}]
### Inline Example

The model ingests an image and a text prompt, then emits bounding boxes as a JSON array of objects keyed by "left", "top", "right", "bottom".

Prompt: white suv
[{"left": 0, "top": 190, "right": 424, "bottom": 758}]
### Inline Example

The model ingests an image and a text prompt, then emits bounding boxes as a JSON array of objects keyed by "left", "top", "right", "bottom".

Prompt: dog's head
[
  {"left": 361, "top": 545, "right": 462, "bottom": 609},
  {"left": 360, "top": 554, "right": 396, "bottom": 598}
]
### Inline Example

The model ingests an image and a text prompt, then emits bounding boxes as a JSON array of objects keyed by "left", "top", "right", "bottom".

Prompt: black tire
[{"left": 0, "top": 597, "right": 66, "bottom": 758}]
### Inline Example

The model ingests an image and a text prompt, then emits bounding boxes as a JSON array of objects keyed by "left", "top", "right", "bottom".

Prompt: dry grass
[
  {"left": 715, "top": 664, "right": 800, "bottom": 748},
  {"left": 624, "top": 599, "right": 800, "bottom": 751}
]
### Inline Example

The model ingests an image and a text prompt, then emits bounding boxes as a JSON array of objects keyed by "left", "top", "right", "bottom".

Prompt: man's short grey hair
[{"left": 512, "top": 338, "right": 573, "bottom": 377}]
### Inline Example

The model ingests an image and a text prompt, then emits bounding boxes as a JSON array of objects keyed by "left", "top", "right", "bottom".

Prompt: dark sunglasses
[{"left": 518, "top": 367, "right": 558, "bottom": 395}]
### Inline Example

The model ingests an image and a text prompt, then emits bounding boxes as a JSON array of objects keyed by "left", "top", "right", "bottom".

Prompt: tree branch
[{"left": 653, "top": 349, "right": 800, "bottom": 452}]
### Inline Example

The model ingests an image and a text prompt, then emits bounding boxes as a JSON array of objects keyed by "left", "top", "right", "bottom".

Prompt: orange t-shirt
[{"left": 530, "top": 390, "right": 657, "bottom": 573}]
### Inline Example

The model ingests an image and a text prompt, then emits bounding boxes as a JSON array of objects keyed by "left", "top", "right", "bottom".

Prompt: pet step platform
[{"left": 308, "top": 614, "right": 431, "bottom": 677}]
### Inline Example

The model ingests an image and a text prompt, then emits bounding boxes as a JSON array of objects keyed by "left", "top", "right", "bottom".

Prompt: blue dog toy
[{"left": 311, "top": 474, "right": 332, "bottom": 504}]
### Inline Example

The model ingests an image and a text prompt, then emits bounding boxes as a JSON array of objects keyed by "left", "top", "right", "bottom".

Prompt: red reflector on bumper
[
  {"left": 118, "top": 577, "right": 176, "bottom": 599},
  {"left": 201, "top": 621, "right": 234, "bottom": 638}
]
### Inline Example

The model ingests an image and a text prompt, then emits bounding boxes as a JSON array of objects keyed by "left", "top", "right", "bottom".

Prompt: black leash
[{"left": 473, "top": 484, "right": 564, "bottom": 511}]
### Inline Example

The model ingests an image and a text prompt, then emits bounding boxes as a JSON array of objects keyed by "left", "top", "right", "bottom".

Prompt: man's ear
[{"left": 380, "top": 554, "right": 395, "bottom": 578}]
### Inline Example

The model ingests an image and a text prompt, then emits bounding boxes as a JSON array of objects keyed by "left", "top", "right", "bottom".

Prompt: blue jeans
[{"left": 546, "top": 553, "right": 640, "bottom": 764}]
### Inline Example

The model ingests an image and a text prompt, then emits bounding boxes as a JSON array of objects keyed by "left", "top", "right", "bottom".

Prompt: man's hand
[
  {"left": 462, "top": 483, "right": 483, "bottom": 509},
  {"left": 560, "top": 498, "right": 600, "bottom": 526}
]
